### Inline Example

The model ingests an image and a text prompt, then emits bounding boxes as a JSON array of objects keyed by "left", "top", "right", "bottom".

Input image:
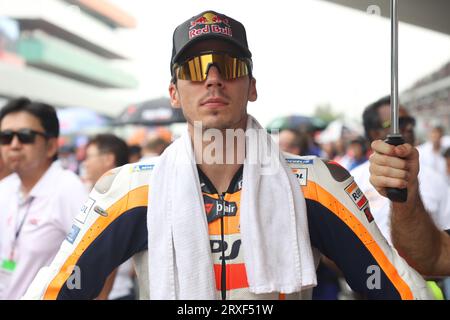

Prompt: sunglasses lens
[
  {"left": 175, "top": 53, "right": 249, "bottom": 81},
  {"left": 0, "top": 132, "right": 14, "bottom": 145},
  {"left": 17, "top": 131, "right": 36, "bottom": 144},
  {"left": 0, "top": 130, "right": 38, "bottom": 145}
]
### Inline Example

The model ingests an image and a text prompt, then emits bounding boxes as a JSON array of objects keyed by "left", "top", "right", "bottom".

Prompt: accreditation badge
[{"left": 0, "top": 259, "right": 17, "bottom": 296}]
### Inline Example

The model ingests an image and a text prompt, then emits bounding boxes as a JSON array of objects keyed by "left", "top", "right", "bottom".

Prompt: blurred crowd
[{"left": 0, "top": 95, "right": 449, "bottom": 300}]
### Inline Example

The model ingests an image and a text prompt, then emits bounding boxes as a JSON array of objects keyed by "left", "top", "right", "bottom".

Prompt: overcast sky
[{"left": 111, "top": 0, "right": 450, "bottom": 126}]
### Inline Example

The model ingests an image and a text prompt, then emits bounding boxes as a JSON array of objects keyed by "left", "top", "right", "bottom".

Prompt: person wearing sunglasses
[
  {"left": 0, "top": 98, "right": 87, "bottom": 300},
  {"left": 351, "top": 96, "right": 450, "bottom": 246},
  {"left": 24, "top": 11, "right": 432, "bottom": 300}
]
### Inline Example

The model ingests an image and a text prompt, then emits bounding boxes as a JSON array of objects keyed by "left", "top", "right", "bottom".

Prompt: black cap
[{"left": 170, "top": 10, "right": 252, "bottom": 74}]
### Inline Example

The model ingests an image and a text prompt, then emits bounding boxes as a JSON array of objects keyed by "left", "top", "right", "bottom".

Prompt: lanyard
[{"left": 9, "top": 197, "right": 34, "bottom": 260}]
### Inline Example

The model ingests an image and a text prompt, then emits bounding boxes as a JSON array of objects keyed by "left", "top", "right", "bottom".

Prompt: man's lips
[
  {"left": 200, "top": 97, "right": 228, "bottom": 108},
  {"left": 7, "top": 153, "right": 23, "bottom": 162}
]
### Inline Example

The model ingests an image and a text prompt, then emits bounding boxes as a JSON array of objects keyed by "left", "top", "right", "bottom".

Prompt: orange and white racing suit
[{"left": 23, "top": 155, "right": 432, "bottom": 300}]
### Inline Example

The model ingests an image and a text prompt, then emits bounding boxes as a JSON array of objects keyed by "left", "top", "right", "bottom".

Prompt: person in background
[
  {"left": 82, "top": 133, "right": 135, "bottom": 300},
  {"left": 278, "top": 127, "right": 341, "bottom": 300},
  {"left": 0, "top": 97, "right": 87, "bottom": 299},
  {"left": 58, "top": 145, "right": 79, "bottom": 174},
  {"left": 278, "top": 128, "right": 310, "bottom": 156},
  {"left": 140, "top": 134, "right": 171, "bottom": 162},
  {"left": 351, "top": 96, "right": 450, "bottom": 244},
  {"left": 82, "top": 134, "right": 129, "bottom": 190},
  {"left": 417, "top": 125, "right": 447, "bottom": 177},
  {"left": 346, "top": 137, "right": 368, "bottom": 171},
  {"left": 128, "top": 145, "right": 142, "bottom": 164}
]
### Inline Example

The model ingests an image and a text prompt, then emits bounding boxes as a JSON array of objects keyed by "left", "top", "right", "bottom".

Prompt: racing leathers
[{"left": 23, "top": 155, "right": 432, "bottom": 300}]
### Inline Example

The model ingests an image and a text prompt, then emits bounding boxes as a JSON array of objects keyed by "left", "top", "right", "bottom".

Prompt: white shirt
[
  {"left": 0, "top": 174, "right": 20, "bottom": 257},
  {"left": 446, "top": 185, "right": 450, "bottom": 222},
  {"left": 417, "top": 142, "right": 447, "bottom": 177},
  {"left": 108, "top": 259, "right": 134, "bottom": 300},
  {"left": 0, "top": 162, "right": 87, "bottom": 299},
  {"left": 351, "top": 160, "right": 450, "bottom": 244}
]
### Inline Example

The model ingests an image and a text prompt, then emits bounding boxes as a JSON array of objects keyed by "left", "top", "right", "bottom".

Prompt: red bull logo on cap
[
  {"left": 189, "top": 12, "right": 232, "bottom": 39},
  {"left": 190, "top": 12, "right": 230, "bottom": 29}
]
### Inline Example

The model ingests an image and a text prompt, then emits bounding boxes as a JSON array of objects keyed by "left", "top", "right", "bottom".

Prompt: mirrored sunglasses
[{"left": 173, "top": 52, "right": 251, "bottom": 82}]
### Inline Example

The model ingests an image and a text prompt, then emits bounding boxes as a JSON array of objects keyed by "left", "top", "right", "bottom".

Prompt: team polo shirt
[{"left": 0, "top": 162, "right": 87, "bottom": 299}]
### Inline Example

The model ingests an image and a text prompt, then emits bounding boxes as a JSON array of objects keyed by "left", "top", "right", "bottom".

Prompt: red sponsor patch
[
  {"left": 357, "top": 195, "right": 368, "bottom": 209},
  {"left": 345, "top": 181, "right": 368, "bottom": 210}
]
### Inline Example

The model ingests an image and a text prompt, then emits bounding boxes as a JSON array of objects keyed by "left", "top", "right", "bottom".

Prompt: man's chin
[
  {"left": 192, "top": 115, "right": 232, "bottom": 130},
  {"left": 198, "top": 113, "right": 248, "bottom": 131},
  {"left": 8, "top": 162, "right": 21, "bottom": 173}
]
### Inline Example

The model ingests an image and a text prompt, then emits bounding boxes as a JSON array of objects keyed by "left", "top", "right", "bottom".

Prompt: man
[
  {"left": 128, "top": 145, "right": 142, "bottom": 164},
  {"left": 417, "top": 125, "right": 447, "bottom": 177},
  {"left": 346, "top": 137, "right": 368, "bottom": 171},
  {"left": 83, "top": 134, "right": 129, "bottom": 188},
  {"left": 278, "top": 128, "right": 342, "bottom": 300},
  {"left": 24, "top": 11, "right": 431, "bottom": 300},
  {"left": 140, "top": 134, "right": 171, "bottom": 162},
  {"left": 278, "top": 128, "right": 310, "bottom": 156},
  {"left": 0, "top": 98, "right": 87, "bottom": 299},
  {"left": 351, "top": 96, "right": 450, "bottom": 243},
  {"left": 81, "top": 133, "right": 136, "bottom": 300},
  {"left": 368, "top": 140, "right": 450, "bottom": 276}
]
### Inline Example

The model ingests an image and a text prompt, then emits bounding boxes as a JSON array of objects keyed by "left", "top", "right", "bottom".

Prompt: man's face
[
  {"left": 375, "top": 104, "right": 415, "bottom": 145},
  {"left": 169, "top": 40, "right": 257, "bottom": 131},
  {"left": 430, "top": 128, "right": 443, "bottom": 146},
  {"left": 349, "top": 142, "right": 364, "bottom": 159},
  {"left": 83, "top": 144, "right": 115, "bottom": 184},
  {"left": 0, "top": 111, "right": 56, "bottom": 175}
]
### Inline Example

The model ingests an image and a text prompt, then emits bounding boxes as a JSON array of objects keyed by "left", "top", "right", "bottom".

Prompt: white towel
[{"left": 147, "top": 115, "right": 317, "bottom": 299}]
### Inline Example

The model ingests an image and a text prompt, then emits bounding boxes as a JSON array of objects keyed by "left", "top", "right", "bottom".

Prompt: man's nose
[
  {"left": 9, "top": 135, "right": 22, "bottom": 148},
  {"left": 204, "top": 65, "right": 224, "bottom": 88}
]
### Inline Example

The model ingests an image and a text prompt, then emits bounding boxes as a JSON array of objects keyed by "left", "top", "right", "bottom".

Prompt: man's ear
[
  {"left": 104, "top": 153, "right": 116, "bottom": 169},
  {"left": 248, "top": 77, "right": 257, "bottom": 102},
  {"left": 46, "top": 137, "right": 59, "bottom": 160},
  {"left": 169, "top": 82, "right": 181, "bottom": 109}
]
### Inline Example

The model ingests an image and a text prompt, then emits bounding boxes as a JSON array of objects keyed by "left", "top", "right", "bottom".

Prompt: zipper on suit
[{"left": 219, "top": 193, "right": 226, "bottom": 300}]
